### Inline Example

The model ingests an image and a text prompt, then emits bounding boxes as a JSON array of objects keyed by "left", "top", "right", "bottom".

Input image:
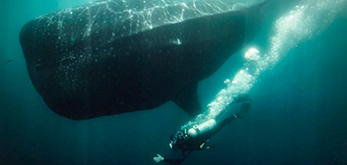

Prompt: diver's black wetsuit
[
  {"left": 163, "top": 113, "right": 239, "bottom": 164},
  {"left": 163, "top": 150, "right": 193, "bottom": 164},
  {"left": 163, "top": 102, "right": 251, "bottom": 164}
]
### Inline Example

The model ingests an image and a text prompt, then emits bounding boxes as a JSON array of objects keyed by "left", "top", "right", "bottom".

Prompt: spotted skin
[{"left": 20, "top": 0, "right": 267, "bottom": 120}]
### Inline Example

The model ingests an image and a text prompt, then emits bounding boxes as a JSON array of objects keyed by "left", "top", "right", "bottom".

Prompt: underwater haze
[{"left": 1, "top": 0, "right": 347, "bottom": 164}]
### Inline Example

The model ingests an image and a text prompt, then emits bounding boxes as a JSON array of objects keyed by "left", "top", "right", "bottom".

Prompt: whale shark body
[{"left": 20, "top": 0, "right": 267, "bottom": 120}]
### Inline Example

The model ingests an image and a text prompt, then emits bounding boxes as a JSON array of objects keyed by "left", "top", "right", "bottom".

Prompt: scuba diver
[{"left": 153, "top": 100, "right": 251, "bottom": 164}]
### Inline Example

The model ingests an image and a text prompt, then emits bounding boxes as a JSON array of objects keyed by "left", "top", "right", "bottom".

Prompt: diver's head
[{"left": 169, "top": 129, "right": 190, "bottom": 151}]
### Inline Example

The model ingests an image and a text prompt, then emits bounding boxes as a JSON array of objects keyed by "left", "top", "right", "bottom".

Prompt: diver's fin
[
  {"left": 236, "top": 102, "right": 251, "bottom": 119},
  {"left": 233, "top": 94, "right": 252, "bottom": 104},
  {"left": 172, "top": 83, "right": 201, "bottom": 117},
  {"left": 206, "top": 144, "right": 216, "bottom": 150}
]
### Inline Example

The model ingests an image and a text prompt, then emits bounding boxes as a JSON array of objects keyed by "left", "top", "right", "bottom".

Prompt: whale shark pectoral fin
[{"left": 172, "top": 82, "right": 201, "bottom": 117}]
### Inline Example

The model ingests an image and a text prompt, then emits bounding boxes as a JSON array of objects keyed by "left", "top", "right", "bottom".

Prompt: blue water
[{"left": 1, "top": 0, "right": 347, "bottom": 164}]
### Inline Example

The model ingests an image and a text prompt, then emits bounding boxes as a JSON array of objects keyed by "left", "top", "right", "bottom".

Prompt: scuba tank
[{"left": 187, "top": 119, "right": 217, "bottom": 138}]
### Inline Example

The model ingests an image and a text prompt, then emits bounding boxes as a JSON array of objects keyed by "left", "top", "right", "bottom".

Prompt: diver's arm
[
  {"left": 153, "top": 151, "right": 192, "bottom": 164},
  {"left": 153, "top": 154, "right": 165, "bottom": 163},
  {"left": 163, "top": 157, "right": 186, "bottom": 164}
]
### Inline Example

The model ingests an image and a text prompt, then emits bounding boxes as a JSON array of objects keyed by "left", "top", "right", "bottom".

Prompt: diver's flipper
[
  {"left": 172, "top": 83, "right": 201, "bottom": 117},
  {"left": 236, "top": 102, "right": 251, "bottom": 119},
  {"left": 206, "top": 144, "right": 216, "bottom": 150},
  {"left": 233, "top": 94, "right": 252, "bottom": 104}
]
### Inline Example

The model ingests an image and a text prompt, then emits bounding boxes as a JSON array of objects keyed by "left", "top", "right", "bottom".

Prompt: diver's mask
[{"left": 169, "top": 129, "right": 190, "bottom": 151}]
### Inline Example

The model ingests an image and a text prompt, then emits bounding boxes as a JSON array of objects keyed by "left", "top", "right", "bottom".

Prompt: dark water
[{"left": 1, "top": 0, "right": 347, "bottom": 164}]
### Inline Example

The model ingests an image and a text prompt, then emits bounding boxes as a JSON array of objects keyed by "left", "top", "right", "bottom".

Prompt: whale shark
[{"left": 20, "top": 0, "right": 268, "bottom": 120}]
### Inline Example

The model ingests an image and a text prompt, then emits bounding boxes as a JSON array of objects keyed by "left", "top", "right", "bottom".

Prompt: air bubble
[{"left": 224, "top": 79, "right": 230, "bottom": 84}]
